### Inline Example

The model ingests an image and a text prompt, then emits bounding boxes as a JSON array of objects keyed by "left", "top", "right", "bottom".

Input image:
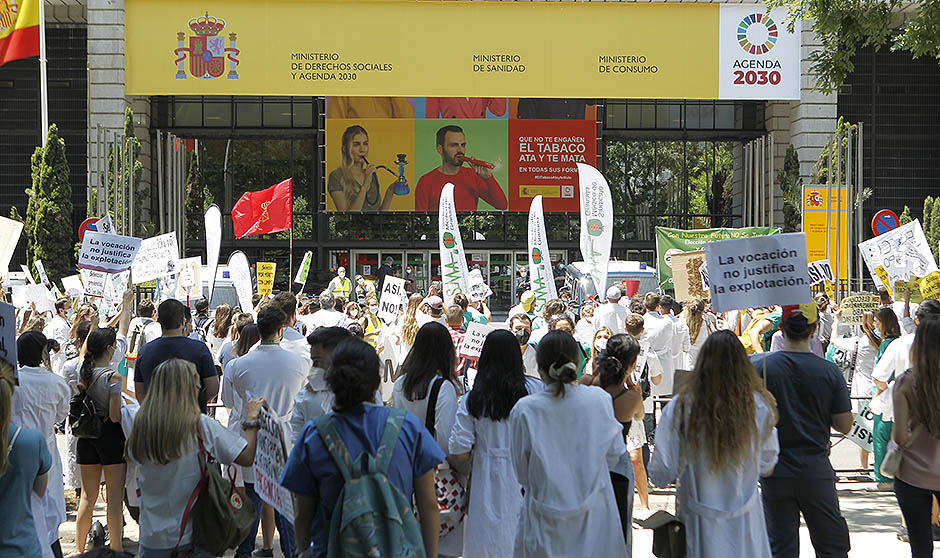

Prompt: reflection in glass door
[{"left": 489, "top": 252, "right": 512, "bottom": 311}]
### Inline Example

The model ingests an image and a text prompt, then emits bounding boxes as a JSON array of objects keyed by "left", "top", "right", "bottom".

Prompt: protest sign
[
  {"left": 174, "top": 257, "right": 202, "bottom": 300},
  {"left": 467, "top": 268, "right": 493, "bottom": 302},
  {"left": 61, "top": 275, "right": 84, "bottom": 298},
  {"left": 670, "top": 250, "right": 708, "bottom": 302},
  {"left": 704, "top": 232, "right": 812, "bottom": 313},
  {"left": 873, "top": 265, "right": 892, "bottom": 297},
  {"left": 81, "top": 270, "right": 109, "bottom": 298},
  {"left": 253, "top": 406, "right": 294, "bottom": 521},
  {"left": 227, "top": 251, "right": 254, "bottom": 313},
  {"left": 655, "top": 225, "right": 780, "bottom": 288},
  {"left": 10, "top": 286, "right": 28, "bottom": 308},
  {"left": 97, "top": 212, "right": 114, "bottom": 234},
  {"left": 458, "top": 322, "right": 496, "bottom": 360},
  {"left": 26, "top": 284, "right": 56, "bottom": 314},
  {"left": 294, "top": 251, "right": 313, "bottom": 285},
  {"left": 34, "top": 260, "right": 51, "bottom": 288},
  {"left": 77, "top": 231, "right": 141, "bottom": 274},
  {"left": 20, "top": 264, "right": 35, "bottom": 284},
  {"left": 0, "top": 216, "right": 23, "bottom": 273},
  {"left": 377, "top": 276, "right": 406, "bottom": 323},
  {"left": 0, "top": 301, "right": 16, "bottom": 375},
  {"left": 920, "top": 271, "right": 940, "bottom": 301},
  {"left": 807, "top": 259, "right": 833, "bottom": 286},
  {"left": 847, "top": 400, "right": 875, "bottom": 453},
  {"left": 893, "top": 276, "right": 924, "bottom": 304},
  {"left": 839, "top": 294, "right": 880, "bottom": 326},
  {"left": 256, "top": 262, "right": 276, "bottom": 295},
  {"left": 823, "top": 280, "right": 835, "bottom": 300},
  {"left": 859, "top": 220, "right": 937, "bottom": 286},
  {"left": 131, "top": 233, "right": 179, "bottom": 284}
]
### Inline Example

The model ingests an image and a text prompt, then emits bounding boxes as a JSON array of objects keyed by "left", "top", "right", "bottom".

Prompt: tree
[
  {"left": 185, "top": 150, "right": 205, "bottom": 240},
  {"left": 899, "top": 205, "right": 912, "bottom": 225},
  {"left": 923, "top": 196, "right": 934, "bottom": 242},
  {"left": 26, "top": 124, "right": 74, "bottom": 283},
  {"left": 931, "top": 200, "right": 940, "bottom": 261},
  {"left": 769, "top": 1, "right": 940, "bottom": 93},
  {"left": 777, "top": 145, "right": 802, "bottom": 232},
  {"left": 122, "top": 107, "right": 145, "bottom": 235}
]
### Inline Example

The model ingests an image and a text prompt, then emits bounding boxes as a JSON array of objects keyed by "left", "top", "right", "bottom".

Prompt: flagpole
[
  {"left": 289, "top": 227, "right": 293, "bottom": 290},
  {"left": 38, "top": 0, "right": 49, "bottom": 144}
]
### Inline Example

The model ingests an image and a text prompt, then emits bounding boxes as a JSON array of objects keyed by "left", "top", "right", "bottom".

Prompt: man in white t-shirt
[
  {"left": 303, "top": 291, "right": 349, "bottom": 331},
  {"left": 269, "top": 292, "right": 313, "bottom": 372},
  {"left": 227, "top": 305, "right": 307, "bottom": 558},
  {"left": 509, "top": 313, "right": 539, "bottom": 378},
  {"left": 593, "top": 285, "right": 628, "bottom": 334}
]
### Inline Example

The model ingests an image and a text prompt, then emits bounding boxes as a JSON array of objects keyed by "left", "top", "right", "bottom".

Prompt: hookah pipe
[
  {"left": 457, "top": 154, "right": 495, "bottom": 169},
  {"left": 364, "top": 154, "right": 410, "bottom": 195}
]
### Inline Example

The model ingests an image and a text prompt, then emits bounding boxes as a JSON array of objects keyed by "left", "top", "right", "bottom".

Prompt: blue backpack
[{"left": 314, "top": 408, "right": 425, "bottom": 558}]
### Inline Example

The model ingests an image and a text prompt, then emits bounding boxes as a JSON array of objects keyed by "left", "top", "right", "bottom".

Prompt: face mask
[
  {"left": 514, "top": 329, "right": 531, "bottom": 346},
  {"left": 66, "top": 308, "right": 74, "bottom": 319},
  {"left": 369, "top": 305, "right": 379, "bottom": 314},
  {"left": 349, "top": 310, "right": 359, "bottom": 317},
  {"left": 594, "top": 338, "right": 608, "bottom": 351},
  {"left": 338, "top": 271, "right": 346, "bottom": 278}
]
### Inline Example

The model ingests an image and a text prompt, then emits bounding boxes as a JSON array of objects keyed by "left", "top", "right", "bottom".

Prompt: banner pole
[
  {"left": 38, "top": 0, "right": 49, "bottom": 144},
  {"left": 289, "top": 227, "right": 294, "bottom": 289}
]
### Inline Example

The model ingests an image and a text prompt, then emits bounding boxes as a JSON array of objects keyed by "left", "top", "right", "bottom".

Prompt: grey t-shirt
[
  {"left": 84, "top": 366, "right": 122, "bottom": 418},
  {"left": 327, "top": 168, "right": 382, "bottom": 211}
]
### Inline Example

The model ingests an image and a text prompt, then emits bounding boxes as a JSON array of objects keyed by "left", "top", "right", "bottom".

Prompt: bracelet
[{"left": 241, "top": 419, "right": 261, "bottom": 430}]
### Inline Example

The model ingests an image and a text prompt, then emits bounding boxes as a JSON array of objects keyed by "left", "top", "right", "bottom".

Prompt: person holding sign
[
  {"left": 648, "top": 330, "right": 780, "bottom": 558},
  {"left": 127, "top": 359, "right": 264, "bottom": 558},
  {"left": 752, "top": 304, "right": 852, "bottom": 558},
  {"left": 448, "top": 330, "right": 544, "bottom": 558}
]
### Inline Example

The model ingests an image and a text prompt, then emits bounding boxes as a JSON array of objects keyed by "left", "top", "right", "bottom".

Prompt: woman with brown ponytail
[{"left": 0, "top": 360, "right": 52, "bottom": 557}]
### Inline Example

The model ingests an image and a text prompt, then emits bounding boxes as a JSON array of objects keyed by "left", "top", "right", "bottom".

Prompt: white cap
[{"left": 606, "top": 285, "right": 622, "bottom": 300}]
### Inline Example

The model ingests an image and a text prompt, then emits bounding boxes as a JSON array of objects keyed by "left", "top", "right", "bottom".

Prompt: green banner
[{"left": 655, "top": 226, "right": 781, "bottom": 289}]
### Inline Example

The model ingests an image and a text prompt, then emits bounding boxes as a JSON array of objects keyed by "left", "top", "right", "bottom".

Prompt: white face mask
[
  {"left": 594, "top": 338, "right": 608, "bottom": 351},
  {"left": 369, "top": 305, "right": 379, "bottom": 314},
  {"left": 349, "top": 310, "right": 359, "bottom": 317},
  {"left": 338, "top": 271, "right": 346, "bottom": 278}
]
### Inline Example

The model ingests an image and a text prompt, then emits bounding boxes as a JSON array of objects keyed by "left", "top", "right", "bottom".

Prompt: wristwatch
[{"left": 241, "top": 419, "right": 261, "bottom": 430}]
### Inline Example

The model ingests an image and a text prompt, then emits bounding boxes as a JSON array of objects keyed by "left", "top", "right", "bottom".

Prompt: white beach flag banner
[
  {"left": 527, "top": 195, "right": 557, "bottom": 314},
  {"left": 577, "top": 163, "right": 613, "bottom": 298},
  {"left": 438, "top": 183, "right": 470, "bottom": 306},
  {"left": 205, "top": 205, "right": 222, "bottom": 304},
  {"left": 227, "top": 251, "right": 254, "bottom": 313}
]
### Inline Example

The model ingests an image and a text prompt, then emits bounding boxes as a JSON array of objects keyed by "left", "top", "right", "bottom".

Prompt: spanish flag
[{"left": 0, "top": 0, "right": 40, "bottom": 68}]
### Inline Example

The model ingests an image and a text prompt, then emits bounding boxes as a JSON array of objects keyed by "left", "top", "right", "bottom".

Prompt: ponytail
[
  {"left": 596, "top": 334, "right": 641, "bottom": 389},
  {"left": 80, "top": 328, "right": 117, "bottom": 390},
  {"left": 535, "top": 330, "right": 580, "bottom": 398},
  {"left": 0, "top": 361, "right": 15, "bottom": 475}
]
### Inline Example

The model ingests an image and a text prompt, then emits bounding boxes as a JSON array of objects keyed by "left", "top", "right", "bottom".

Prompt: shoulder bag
[
  {"left": 68, "top": 368, "right": 113, "bottom": 439},
  {"left": 425, "top": 377, "right": 468, "bottom": 538},
  {"left": 881, "top": 372, "right": 923, "bottom": 480}
]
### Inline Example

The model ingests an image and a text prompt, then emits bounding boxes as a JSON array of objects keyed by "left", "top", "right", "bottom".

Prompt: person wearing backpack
[
  {"left": 127, "top": 358, "right": 264, "bottom": 558},
  {"left": 282, "top": 338, "right": 444, "bottom": 558}
]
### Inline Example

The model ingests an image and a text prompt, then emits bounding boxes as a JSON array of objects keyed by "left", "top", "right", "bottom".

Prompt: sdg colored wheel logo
[{"left": 738, "top": 13, "right": 778, "bottom": 55}]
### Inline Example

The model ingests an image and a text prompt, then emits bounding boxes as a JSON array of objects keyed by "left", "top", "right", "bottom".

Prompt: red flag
[
  {"left": 0, "top": 0, "right": 41, "bottom": 68},
  {"left": 232, "top": 178, "right": 293, "bottom": 238}
]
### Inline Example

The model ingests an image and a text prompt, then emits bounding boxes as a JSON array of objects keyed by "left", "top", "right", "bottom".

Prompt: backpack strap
[
  {"left": 375, "top": 408, "right": 407, "bottom": 474},
  {"left": 314, "top": 415, "right": 355, "bottom": 482},
  {"left": 7, "top": 426, "right": 22, "bottom": 453},
  {"left": 171, "top": 423, "right": 209, "bottom": 558},
  {"left": 424, "top": 377, "right": 444, "bottom": 437}
]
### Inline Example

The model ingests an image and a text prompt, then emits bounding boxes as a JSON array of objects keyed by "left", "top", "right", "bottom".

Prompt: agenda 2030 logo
[
  {"left": 174, "top": 12, "right": 240, "bottom": 79},
  {"left": 730, "top": 12, "right": 783, "bottom": 86}
]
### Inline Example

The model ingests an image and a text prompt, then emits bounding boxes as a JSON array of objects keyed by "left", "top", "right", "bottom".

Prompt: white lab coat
[
  {"left": 448, "top": 377, "right": 544, "bottom": 558},
  {"left": 42, "top": 315, "right": 71, "bottom": 374},
  {"left": 11, "top": 366, "right": 71, "bottom": 555},
  {"left": 648, "top": 393, "right": 780, "bottom": 558},
  {"left": 510, "top": 384, "right": 627, "bottom": 558},
  {"left": 644, "top": 311, "right": 676, "bottom": 393}
]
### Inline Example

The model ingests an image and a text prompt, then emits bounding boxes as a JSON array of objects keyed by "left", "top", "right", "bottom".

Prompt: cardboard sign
[
  {"left": 256, "top": 262, "right": 276, "bottom": 295},
  {"left": 34, "top": 260, "right": 51, "bottom": 288},
  {"left": 0, "top": 301, "right": 17, "bottom": 374},
  {"left": 174, "top": 257, "right": 202, "bottom": 299},
  {"left": 847, "top": 400, "right": 875, "bottom": 453},
  {"left": 467, "top": 268, "right": 493, "bottom": 302},
  {"left": 26, "top": 284, "right": 56, "bottom": 314},
  {"left": 920, "top": 271, "right": 940, "bottom": 301},
  {"left": 294, "top": 251, "right": 313, "bottom": 285},
  {"left": 893, "top": 276, "right": 924, "bottom": 304},
  {"left": 77, "top": 231, "right": 142, "bottom": 274},
  {"left": 377, "top": 275, "right": 406, "bottom": 323},
  {"left": 874, "top": 265, "right": 892, "bottom": 297},
  {"left": 81, "top": 269, "right": 109, "bottom": 298},
  {"left": 10, "top": 286, "right": 28, "bottom": 309},
  {"left": 671, "top": 250, "right": 708, "bottom": 302},
  {"left": 839, "top": 294, "right": 880, "bottom": 326},
  {"left": 704, "top": 232, "right": 812, "bottom": 313},
  {"left": 859, "top": 220, "right": 937, "bottom": 287},
  {"left": 458, "top": 321, "right": 496, "bottom": 360},
  {"left": 0, "top": 216, "right": 23, "bottom": 274},
  {"left": 131, "top": 233, "right": 180, "bottom": 284},
  {"left": 253, "top": 406, "right": 294, "bottom": 522},
  {"left": 61, "top": 275, "right": 84, "bottom": 298},
  {"left": 807, "top": 259, "right": 833, "bottom": 286}
]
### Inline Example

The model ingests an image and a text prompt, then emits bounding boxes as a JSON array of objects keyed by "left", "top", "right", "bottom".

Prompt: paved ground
[{"left": 57, "top": 426, "right": 932, "bottom": 557}]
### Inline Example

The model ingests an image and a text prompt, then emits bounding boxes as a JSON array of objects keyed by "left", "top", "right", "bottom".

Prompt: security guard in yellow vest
[{"left": 328, "top": 266, "right": 352, "bottom": 300}]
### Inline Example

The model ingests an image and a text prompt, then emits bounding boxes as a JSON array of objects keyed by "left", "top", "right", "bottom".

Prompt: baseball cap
[
  {"left": 606, "top": 285, "right": 622, "bottom": 300},
  {"left": 425, "top": 295, "right": 443, "bottom": 310},
  {"left": 781, "top": 303, "right": 818, "bottom": 325}
]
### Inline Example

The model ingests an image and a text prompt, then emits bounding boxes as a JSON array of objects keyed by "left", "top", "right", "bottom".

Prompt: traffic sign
[
  {"left": 78, "top": 217, "right": 100, "bottom": 241},
  {"left": 872, "top": 209, "right": 899, "bottom": 236}
]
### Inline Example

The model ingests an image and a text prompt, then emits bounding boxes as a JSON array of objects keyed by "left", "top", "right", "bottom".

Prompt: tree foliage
[
  {"left": 769, "top": 0, "right": 940, "bottom": 93},
  {"left": 930, "top": 198, "right": 940, "bottom": 261},
  {"left": 777, "top": 145, "right": 802, "bottom": 232},
  {"left": 185, "top": 150, "right": 205, "bottom": 240},
  {"left": 899, "top": 205, "right": 912, "bottom": 225},
  {"left": 26, "top": 124, "right": 74, "bottom": 283},
  {"left": 924, "top": 196, "right": 934, "bottom": 244}
]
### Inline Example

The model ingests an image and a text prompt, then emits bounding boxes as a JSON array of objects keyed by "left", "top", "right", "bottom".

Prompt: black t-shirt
[
  {"left": 135, "top": 336, "right": 218, "bottom": 411},
  {"left": 751, "top": 350, "right": 851, "bottom": 479}
]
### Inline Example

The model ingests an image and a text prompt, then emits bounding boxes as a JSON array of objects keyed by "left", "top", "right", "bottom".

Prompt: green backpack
[{"left": 314, "top": 408, "right": 426, "bottom": 558}]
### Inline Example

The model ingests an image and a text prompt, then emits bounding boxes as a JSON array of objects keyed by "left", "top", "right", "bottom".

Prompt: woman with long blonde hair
[
  {"left": 396, "top": 292, "right": 424, "bottom": 360},
  {"left": 128, "top": 359, "right": 262, "bottom": 558},
  {"left": 649, "top": 330, "right": 779, "bottom": 558},
  {"left": 683, "top": 299, "right": 712, "bottom": 367},
  {"left": 579, "top": 326, "right": 613, "bottom": 385},
  {"left": 0, "top": 360, "right": 52, "bottom": 557},
  {"left": 327, "top": 125, "right": 399, "bottom": 211}
]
